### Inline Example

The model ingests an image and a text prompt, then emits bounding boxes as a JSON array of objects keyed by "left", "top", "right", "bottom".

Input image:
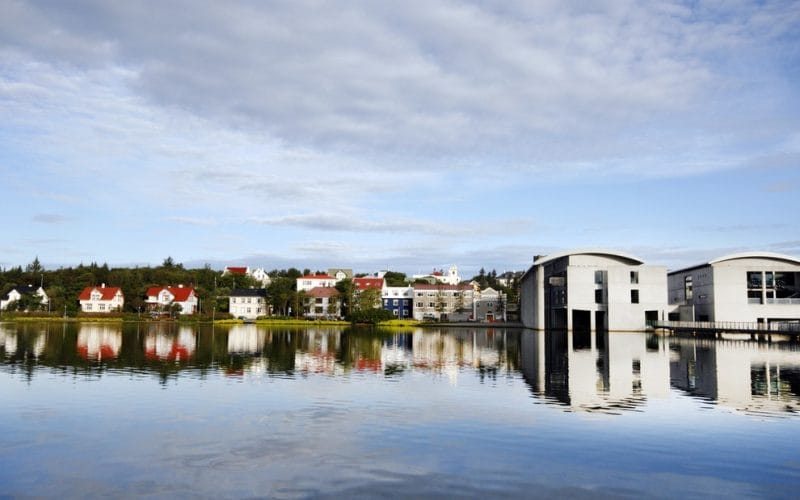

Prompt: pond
[{"left": 1, "top": 322, "right": 799, "bottom": 498}]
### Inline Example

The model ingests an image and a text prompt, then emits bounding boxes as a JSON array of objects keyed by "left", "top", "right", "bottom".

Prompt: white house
[
  {"left": 78, "top": 284, "right": 124, "bottom": 313},
  {"left": 296, "top": 274, "right": 337, "bottom": 292},
  {"left": 223, "top": 266, "right": 271, "bottom": 287},
  {"left": 229, "top": 288, "right": 269, "bottom": 320},
  {"left": 412, "top": 265, "right": 460, "bottom": 286},
  {"left": 145, "top": 285, "right": 198, "bottom": 315},
  {"left": 667, "top": 252, "right": 800, "bottom": 324},
  {"left": 1, "top": 285, "right": 49, "bottom": 311},
  {"left": 520, "top": 249, "right": 667, "bottom": 331}
]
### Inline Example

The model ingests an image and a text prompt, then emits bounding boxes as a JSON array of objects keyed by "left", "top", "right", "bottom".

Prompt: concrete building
[
  {"left": 412, "top": 283, "right": 475, "bottom": 321},
  {"left": 229, "top": 288, "right": 268, "bottom": 320},
  {"left": 667, "top": 252, "right": 800, "bottom": 324},
  {"left": 474, "top": 287, "right": 505, "bottom": 322},
  {"left": 520, "top": 249, "right": 667, "bottom": 331}
]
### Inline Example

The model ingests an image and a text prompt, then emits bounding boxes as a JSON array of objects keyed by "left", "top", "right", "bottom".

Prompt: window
[
  {"left": 630, "top": 271, "right": 639, "bottom": 284},
  {"left": 416, "top": 302, "right": 423, "bottom": 307},
  {"left": 393, "top": 310, "right": 398, "bottom": 316},
  {"left": 595, "top": 289, "right": 603, "bottom": 303},
  {"left": 428, "top": 302, "right": 434, "bottom": 307},
  {"left": 748, "top": 290, "right": 762, "bottom": 304},
  {"left": 631, "top": 290, "right": 639, "bottom": 304},
  {"left": 747, "top": 272, "right": 762, "bottom": 289},
  {"left": 684, "top": 276, "right": 693, "bottom": 301},
  {"left": 393, "top": 299, "right": 398, "bottom": 305},
  {"left": 85, "top": 304, "right": 92, "bottom": 311},
  {"left": 594, "top": 270, "right": 604, "bottom": 284}
]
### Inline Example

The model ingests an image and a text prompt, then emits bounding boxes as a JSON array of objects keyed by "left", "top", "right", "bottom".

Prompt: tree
[
  {"left": 335, "top": 279, "right": 355, "bottom": 318},
  {"left": 356, "top": 288, "right": 381, "bottom": 312},
  {"left": 383, "top": 271, "right": 407, "bottom": 287},
  {"left": 25, "top": 257, "right": 44, "bottom": 274},
  {"left": 434, "top": 285, "right": 447, "bottom": 318}
]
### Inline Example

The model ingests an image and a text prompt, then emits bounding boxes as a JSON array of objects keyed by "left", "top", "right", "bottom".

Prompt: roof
[
  {"left": 305, "top": 286, "right": 339, "bottom": 298},
  {"left": 2, "top": 285, "right": 41, "bottom": 300},
  {"left": 299, "top": 274, "right": 336, "bottom": 280},
  {"left": 79, "top": 286, "right": 123, "bottom": 301},
  {"left": 146, "top": 286, "right": 195, "bottom": 301},
  {"left": 353, "top": 277, "right": 384, "bottom": 290},
  {"left": 224, "top": 266, "right": 248, "bottom": 274},
  {"left": 522, "top": 249, "right": 646, "bottom": 281},
  {"left": 229, "top": 288, "right": 267, "bottom": 297},
  {"left": 669, "top": 251, "right": 800, "bottom": 274}
]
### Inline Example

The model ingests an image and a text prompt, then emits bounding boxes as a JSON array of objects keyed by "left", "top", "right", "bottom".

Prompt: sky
[{"left": 1, "top": 0, "right": 799, "bottom": 277}]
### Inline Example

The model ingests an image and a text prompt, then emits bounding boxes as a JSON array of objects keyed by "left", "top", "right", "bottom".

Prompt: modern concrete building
[
  {"left": 520, "top": 249, "right": 667, "bottom": 331},
  {"left": 667, "top": 252, "right": 800, "bottom": 324}
]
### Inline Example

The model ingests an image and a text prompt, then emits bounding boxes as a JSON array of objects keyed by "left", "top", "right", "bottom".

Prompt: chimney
[{"left": 101, "top": 283, "right": 106, "bottom": 288}]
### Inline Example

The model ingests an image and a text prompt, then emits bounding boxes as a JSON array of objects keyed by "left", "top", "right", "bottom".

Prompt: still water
[{"left": 1, "top": 322, "right": 799, "bottom": 498}]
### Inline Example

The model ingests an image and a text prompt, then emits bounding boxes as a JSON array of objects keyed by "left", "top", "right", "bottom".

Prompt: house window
[
  {"left": 393, "top": 310, "right": 398, "bottom": 316},
  {"left": 86, "top": 304, "right": 92, "bottom": 311},
  {"left": 630, "top": 271, "right": 639, "bottom": 284},
  {"left": 595, "top": 289, "right": 603, "bottom": 304},
  {"left": 631, "top": 290, "right": 639, "bottom": 304},
  {"left": 393, "top": 299, "right": 398, "bottom": 305},
  {"left": 429, "top": 302, "right": 434, "bottom": 307},
  {"left": 416, "top": 302, "right": 423, "bottom": 307},
  {"left": 594, "top": 270, "right": 604, "bottom": 284},
  {"left": 684, "top": 276, "right": 693, "bottom": 301}
]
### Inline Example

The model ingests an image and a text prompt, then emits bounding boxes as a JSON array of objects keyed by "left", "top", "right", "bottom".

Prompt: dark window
[
  {"left": 630, "top": 271, "right": 639, "bottom": 284},
  {"left": 595, "top": 289, "right": 603, "bottom": 303},
  {"left": 631, "top": 289, "right": 639, "bottom": 304},
  {"left": 684, "top": 276, "right": 693, "bottom": 301}
]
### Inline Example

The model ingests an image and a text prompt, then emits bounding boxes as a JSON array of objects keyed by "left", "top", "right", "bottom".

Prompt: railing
[
  {"left": 765, "top": 298, "right": 800, "bottom": 305},
  {"left": 650, "top": 320, "right": 800, "bottom": 333}
]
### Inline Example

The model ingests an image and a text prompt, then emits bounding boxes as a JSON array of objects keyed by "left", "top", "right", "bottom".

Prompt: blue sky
[{"left": 1, "top": 0, "right": 798, "bottom": 276}]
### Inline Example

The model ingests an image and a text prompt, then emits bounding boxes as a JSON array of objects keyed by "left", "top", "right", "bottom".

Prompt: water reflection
[
  {"left": 77, "top": 324, "right": 122, "bottom": 360},
  {"left": 2, "top": 322, "right": 799, "bottom": 416}
]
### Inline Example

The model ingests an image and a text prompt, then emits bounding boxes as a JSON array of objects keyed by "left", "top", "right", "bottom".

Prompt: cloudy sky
[{"left": 1, "top": 0, "right": 798, "bottom": 276}]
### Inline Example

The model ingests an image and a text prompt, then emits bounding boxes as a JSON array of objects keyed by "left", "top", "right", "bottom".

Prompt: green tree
[
  {"left": 335, "top": 279, "right": 355, "bottom": 318},
  {"left": 383, "top": 271, "right": 407, "bottom": 287}
]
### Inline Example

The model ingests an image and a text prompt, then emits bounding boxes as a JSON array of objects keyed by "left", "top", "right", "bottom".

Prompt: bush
[{"left": 347, "top": 308, "right": 394, "bottom": 324}]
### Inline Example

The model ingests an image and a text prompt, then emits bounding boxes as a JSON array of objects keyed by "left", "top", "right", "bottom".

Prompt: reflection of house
[
  {"left": 145, "top": 285, "right": 198, "bottom": 315},
  {"left": 0, "top": 325, "right": 17, "bottom": 356},
  {"left": 520, "top": 249, "right": 667, "bottom": 331},
  {"left": 78, "top": 284, "right": 124, "bottom": 313},
  {"left": 296, "top": 274, "right": 337, "bottom": 292},
  {"left": 303, "top": 287, "right": 340, "bottom": 318},
  {"left": 382, "top": 286, "right": 414, "bottom": 318},
  {"left": 667, "top": 252, "right": 800, "bottom": 323},
  {"left": 77, "top": 324, "right": 122, "bottom": 360},
  {"left": 1, "top": 285, "right": 49, "bottom": 311},
  {"left": 229, "top": 288, "right": 268, "bottom": 320},
  {"left": 223, "top": 266, "right": 271, "bottom": 287},
  {"left": 227, "top": 325, "right": 266, "bottom": 354},
  {"left": 412, "top": 284, "right": 475, "bottom": 321},
  {"left": 144, "top": 327, "right": 196, "bottom": 361}
]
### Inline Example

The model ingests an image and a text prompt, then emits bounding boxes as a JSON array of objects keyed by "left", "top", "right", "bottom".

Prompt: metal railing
[{"left": 650, "top": 320, "right": 800, "bottom": 333}]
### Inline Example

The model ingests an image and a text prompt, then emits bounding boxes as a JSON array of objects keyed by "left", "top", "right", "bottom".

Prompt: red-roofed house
[
  {"left": 303, "top": 286, "right": 341, "bottom": 319},
  {"left": 223, "top": 266, "right": 271, "bottom": 286},
  {"left": 297, "top": 275, "right": 337, "bottom": 292},
  {"left": 353, "top": 277, "right": 386, "bottom": 292},
  {"left": 78, "top": 284, "right": 124, "bottom": 313},
  {"left": 145, "top": 285, "right": 198, "bottom": 315}
]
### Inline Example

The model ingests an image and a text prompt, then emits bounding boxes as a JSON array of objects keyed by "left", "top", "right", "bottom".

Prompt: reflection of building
[
  {"left": 78, "top": 284, "right": 124, "bottom": 313},
  {"left": 520, "top": 249, "right": 667, "bottom": 331},
  {"left": 144, "top": 327, "right": 196, "bottom": 361},
  {"left": 669, "top": 337, "right": 800, "bottom": 414},
  {"left": 229, "top": 288, "right": 268, "bottom": 320},
  {"left": 294, "top": 329, "right": 342, "bottom": 375},
  {"left": 227, "top": 325, "right": 266, "bottom": 354},
  {"left": 519, "top": 330, "right": 670, "bottom": 412},
  {"left": 668, "top": 252, "right": 800, "bottom": 323},
  {"left": 0, "top": 324, "right": 17, "bottom": 356},
  {"left": 77, "top": 324, "right": 122, "bottom": 360}
]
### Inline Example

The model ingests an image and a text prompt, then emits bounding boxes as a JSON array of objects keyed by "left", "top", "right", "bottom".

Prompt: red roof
[
  {"left": 225, "top": 266, "right": 248, "bottom": 274},
  {"left": 147, "top": 286, "right": 195, "bottom": 301},
  {"left": 299, "top": 275, "right": 336, "bottom": 280},
  {"left": 78, "top": 286, "right": 123, "bottom": 301},
  {"left": 353, "top": 277, "right": 384, "bottom": 290},
  {"left": 306, "top": 286, "right": 339, "bottom": 298}
]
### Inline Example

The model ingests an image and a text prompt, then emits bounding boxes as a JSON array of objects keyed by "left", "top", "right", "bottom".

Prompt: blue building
[{"left": 382, "top": 286, "right": 414, "bottom": 319}]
